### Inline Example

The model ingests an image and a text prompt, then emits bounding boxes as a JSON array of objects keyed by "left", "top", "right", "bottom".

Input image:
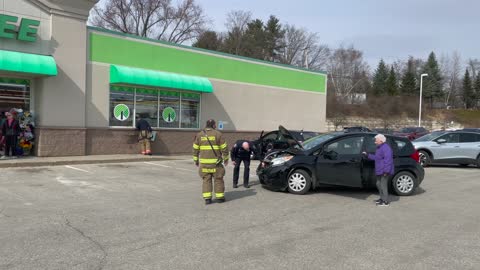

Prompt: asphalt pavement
[{"left": 0, "top": 160, "right": 479, "bottom": 270}]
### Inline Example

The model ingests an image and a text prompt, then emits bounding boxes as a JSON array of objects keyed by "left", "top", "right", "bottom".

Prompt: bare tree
[
  {"left": 327, "top": 45, "right": 369, "bottom": 104},
  {"left": 278, "top": 24, "right": 329, "bottom": 71},
  {"left": 90, "top": 0, "right": 208, "bottom": 44},
  {"left": 440, "top": 52, "right": 462, "bottom": 107},
  {"left": 467, "top": 58, "right": 480, "bottom": 81},
  {"left": 223, "top": 10, "right": 252, "bottom": 55}
]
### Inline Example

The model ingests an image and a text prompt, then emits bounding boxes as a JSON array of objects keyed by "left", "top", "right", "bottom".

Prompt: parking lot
[{"left": 0, "top": 159, "right": 479, "bottom": 270}]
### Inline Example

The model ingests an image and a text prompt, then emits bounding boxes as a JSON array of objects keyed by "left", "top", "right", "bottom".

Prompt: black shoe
[
  {"left": 244, "top": 184, "right": 250, "bottom": 188},
  {"left": 374, "top": 199, "right": 382, "bottom": 204},
  {"left": 378, "top": 201, "right": 390, "bottom": 206},
  {"left": 205, "top": 199, "right": 212, "bottom": 205},
  {"left": 233, "top": 184, "right": 238, "bottom": 189},
  {"left": 216, "top": 198, "right": 225, "bottom": 203}
]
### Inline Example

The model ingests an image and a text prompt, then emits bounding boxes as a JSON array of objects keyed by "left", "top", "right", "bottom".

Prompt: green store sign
[{"left": 0, "top": 14, "right": 40, "bottom": 42}]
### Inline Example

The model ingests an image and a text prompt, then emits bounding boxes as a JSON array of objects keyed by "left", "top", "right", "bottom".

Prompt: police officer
[
  {"left": 193, "top": 119, "right": 229, "bottom": 205},
  {"left": 231, "top": 140, "right": 254, "bottom": 188}
]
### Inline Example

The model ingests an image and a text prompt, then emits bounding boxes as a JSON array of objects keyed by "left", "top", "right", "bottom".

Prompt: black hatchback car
[
  {"left": 251, "top": 126, "right": 320, "bottom": 160},
  {"left": 257, "top": 130, "right": 425, "bottom": 196}
]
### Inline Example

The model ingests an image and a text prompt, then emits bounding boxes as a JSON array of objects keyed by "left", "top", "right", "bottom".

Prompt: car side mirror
[{"left": 436, "top": 139, "right": 447, "bottom": 144}]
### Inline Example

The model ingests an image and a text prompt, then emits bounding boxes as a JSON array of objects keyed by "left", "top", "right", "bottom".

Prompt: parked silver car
[{"left": 412, "top": 131, "right": 480, "bottom": 167}]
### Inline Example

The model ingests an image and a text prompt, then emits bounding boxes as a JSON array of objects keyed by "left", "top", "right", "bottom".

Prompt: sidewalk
[{"left": 0, "top": 154, "right": 191, "bottom": 168}]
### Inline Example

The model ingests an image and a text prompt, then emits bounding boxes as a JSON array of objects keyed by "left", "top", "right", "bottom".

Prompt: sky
[{"left": 95, "top": 0, "right": 480, "bottom": 69}]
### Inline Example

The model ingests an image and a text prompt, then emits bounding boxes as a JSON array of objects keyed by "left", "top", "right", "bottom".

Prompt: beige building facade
[{"left": 1, "top": 0, "right": 327, "bottom": 157}]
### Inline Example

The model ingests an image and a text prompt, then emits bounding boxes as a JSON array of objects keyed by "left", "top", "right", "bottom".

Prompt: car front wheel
[
  {"left": 392, "top": 171, "right": 417, "bottom": 196},
  {"left": 418, "top": 150, "right": 431, "bottom": 167},
  {"left": 287, "top": 169, "right": 312, "bottom": 195}
]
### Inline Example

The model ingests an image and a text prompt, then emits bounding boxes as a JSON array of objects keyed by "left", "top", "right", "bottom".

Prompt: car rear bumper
[{"left": 257, "top": 163, "right": 290, "bottom": 191}]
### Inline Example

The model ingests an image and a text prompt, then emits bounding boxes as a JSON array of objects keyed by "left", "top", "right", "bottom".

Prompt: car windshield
[
  {"left": 299, "top": 133, "right": 337, "bottom": 150},
  {"left": 414, "top": 131, "right": 445, "bottom": 142}
]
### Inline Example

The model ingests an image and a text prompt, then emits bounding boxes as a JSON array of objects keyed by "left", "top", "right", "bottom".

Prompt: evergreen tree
[
  {"left": 385, "top": 66, "right": 398, "bottom": 96},
  {"left": 243, "top": 19, "right": 266, "bottom": 60},
  {"left": 264, "top": 15, "right": 285, "bottom": 62},
  {"left": 421, "top": 52, "right": 443, "bottom": 107},
  {"left": 372, "top": 59, "right": 389, "bottom": 96},
  {"left": 400, "top": 57, "right": 417, "bottom": 96},
  {"left": 462, "top": 69, "right": 475, "bottom": 109},
  {"left": 474, "top": 72, "right": 480, "bottom": 108},
  {"left": 193, "top": 31, "right": 222, "bottom": 51}
]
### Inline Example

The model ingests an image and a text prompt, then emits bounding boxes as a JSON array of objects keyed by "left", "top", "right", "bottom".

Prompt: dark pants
[
  {"left": 5, "top": 135, "right": 17, "bottom": 156},
  {"left": 233, "top": 157, "right": 250, "bottom": 186},
  {"left": 376, "top": 175, "right": 390, "bottom": 203}
]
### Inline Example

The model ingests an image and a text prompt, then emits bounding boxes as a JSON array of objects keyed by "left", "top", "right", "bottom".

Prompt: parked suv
[
  {"left": 412, "top": 131, "right": 480, "bottom": 167},
  {"left": 394, "top": 127, "right": 429, "bottom": 141},
  {"left": 257, "top": 129, "right": 424, "bottom": 196},
  {"left": 251, "top": 126, "right": 319, "bottom": 160}
]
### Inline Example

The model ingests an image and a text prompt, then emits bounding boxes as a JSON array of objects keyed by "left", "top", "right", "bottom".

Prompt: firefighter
[{"left": 193, "top": 119, "right": 229, "bottom": 205}]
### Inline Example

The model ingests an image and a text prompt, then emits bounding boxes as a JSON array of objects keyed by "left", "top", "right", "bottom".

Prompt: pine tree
[
  {"left": 264, "top": 15, "right": 285, "bottom": 62},
  {"left": 193, "top": 31, "right": 222, "bottom": 51},
  {"left": 372, "top": 59, "right": 389, "bottom": 96},
  {"left": 385, "top": 66, "right": 398, "bottom": 96},
  {"left": 462, "top": 69, "right": 475, "bottom": 109},
  {"left": 400, "top": 57, "right": 417, "bottom": 96},
  {"left": 474, "top": 72, "right": 480, "bottom": 108},
  {"left": 421, "top": 52, "right": 443, "bottom": 107}
]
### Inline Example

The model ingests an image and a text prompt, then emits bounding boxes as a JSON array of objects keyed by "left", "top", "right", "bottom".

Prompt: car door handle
[{"left": 349, "top": 158, "right": 360, "bottom": 163}]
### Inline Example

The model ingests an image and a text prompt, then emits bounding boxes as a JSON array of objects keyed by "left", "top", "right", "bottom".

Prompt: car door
[
  {"left": 430, "top": 133, "right": 460, "bottom": 161},
  {"left": 315, "top": 135, "right": 364, "bottom": 187},
  {"left": 361, "top": 134, "right": 377, "bottom": 187},
  {"left": 459, "top": 133, "right": 480, "bottom": 160}
]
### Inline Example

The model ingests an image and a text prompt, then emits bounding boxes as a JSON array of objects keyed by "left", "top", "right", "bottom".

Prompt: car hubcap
[
  {"left": 419, "top": 153, "right": 427, "bottom": 166},
  {"left": 396, "top": 175, "right": 414, "bottom": 193},
  {"left": 289, "top": 173, "right": 306, "bottom": 192}
]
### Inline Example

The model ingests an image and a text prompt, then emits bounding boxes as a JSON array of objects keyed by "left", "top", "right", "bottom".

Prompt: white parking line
[
  {"left": 65, "top": 165, "right": 90, "bottom": 173},
  {"left": 144, "top": 162, "right": 172, "bottom": 168}
]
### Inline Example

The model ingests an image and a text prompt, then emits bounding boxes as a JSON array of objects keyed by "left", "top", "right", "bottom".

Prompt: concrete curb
[{"left": 0, "top": 156, "right": 183, "bottom": 168}]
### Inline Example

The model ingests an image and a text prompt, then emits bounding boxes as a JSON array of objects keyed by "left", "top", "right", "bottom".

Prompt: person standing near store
[
  {"left": 1, "top": 111, "right": 20, "bottom": 159},
  {"left": 136, "top": 114, "right": 153, "bottom": 155},
  {"left": 363, "top": 134, "right": 394, "bottom": 206},
  {"left": 231, "top": 140, "right": 254, "bottom": 188},
  {"left": 193, "top": 119, "right": 229, "bottom": 205}
]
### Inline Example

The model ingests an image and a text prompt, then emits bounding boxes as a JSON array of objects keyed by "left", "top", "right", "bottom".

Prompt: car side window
[
  {"left": 460, "top": 133, "right": 478, "bottom": 143},
  {"left": 363, "top": 135, "right": 377, "bottom": 153},
  {"left": 325, "top": 136, "right": 364, "bottom": 155},
  {"left": 436, "top": 133, "right": 459, "bottom": 143}
]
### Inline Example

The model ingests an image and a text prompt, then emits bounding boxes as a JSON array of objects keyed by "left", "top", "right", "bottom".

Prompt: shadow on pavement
[
  {"left": 428, "top": 164, "right": 479, "bottom": 169},
  {"left": 225, "top": 189, "right": 257, "bottom": 202},
  {"left": 309, "top": 186, "right": 427, "bottom": 202}
]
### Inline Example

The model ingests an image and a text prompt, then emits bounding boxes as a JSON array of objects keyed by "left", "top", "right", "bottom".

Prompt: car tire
[
  {"left": 477, "top": 156, "right": 480, "bottom": 168},
  {"left": 287, "top": 169, "right": 312, "bottom": 195},
  {"left": 459, "top": 164, "right": 469, "bottom": 167},
  {"left": 418, "top": 150, "right": 431, "bottom": 167},
  {"left": 392, "top": 171, "right": 417, "bottom": 196}
]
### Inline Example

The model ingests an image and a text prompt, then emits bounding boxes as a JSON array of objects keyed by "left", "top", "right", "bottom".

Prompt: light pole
[{"left": 418, "top": 73, "right": 428, "bottom": 127}]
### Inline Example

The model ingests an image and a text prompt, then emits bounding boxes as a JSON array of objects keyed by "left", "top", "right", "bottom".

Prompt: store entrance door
[{"left": 0, "top": 80, "right": 34, "bottom": 157}]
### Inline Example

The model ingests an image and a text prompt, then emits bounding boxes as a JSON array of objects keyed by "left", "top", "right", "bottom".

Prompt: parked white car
[{"left": 412, "top": 131, "right": 480, "bottom": 167}]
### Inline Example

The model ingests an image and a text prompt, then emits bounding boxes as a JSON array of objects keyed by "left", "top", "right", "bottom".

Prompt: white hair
[{"left": 375, "top": 134, "right": 387, "bottom": 143}]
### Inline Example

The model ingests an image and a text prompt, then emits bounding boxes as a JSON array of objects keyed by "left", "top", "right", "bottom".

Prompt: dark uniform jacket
[
  {"left": 231, "top": 140, "right": 253, "bottom": 160},
  {"left": 2, "top": 119, "right": 20, "bottom": 137},
  {"left": 193, "top": 128, "right": 229, "bottom": 169}
]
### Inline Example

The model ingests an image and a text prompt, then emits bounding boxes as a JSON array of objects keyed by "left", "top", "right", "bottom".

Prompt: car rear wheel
[
  {"left": 418, "top": 150, "right": 431, "bottom": 167},
  {"left": 392, "top": 171, "right": 417, "bottom": 196},
  {"left": 287, "top": 169, "right": 311, "bottom": 195}
]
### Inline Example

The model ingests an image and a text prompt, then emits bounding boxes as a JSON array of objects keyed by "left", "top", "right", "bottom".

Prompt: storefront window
[
  {"left": 109, "top": 85, "right": 134, "bottom": 127},
  {"left": 135, "top": 88, "right": 159, "bottom": 128},
  {"left": 109, "top": 86, "right": 200, "bottom": 129},
  {"left": 181, "top": 93, "right": 200, "bottom": 129},
  {"left": 0, "top": 79, "right": 31, "bottom": 114},
  {"left": 159, "top": 91, "right": 180, "bottom": 128}
]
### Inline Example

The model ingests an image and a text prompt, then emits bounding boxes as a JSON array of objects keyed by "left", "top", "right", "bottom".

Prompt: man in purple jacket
[{"left": 363, "top": 134, "right": 394, "bottom": 206}]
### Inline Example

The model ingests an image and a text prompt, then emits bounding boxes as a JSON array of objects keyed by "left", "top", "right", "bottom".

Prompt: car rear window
[{"left": 389, "top": 137, "right": 415, "bottom": 156}]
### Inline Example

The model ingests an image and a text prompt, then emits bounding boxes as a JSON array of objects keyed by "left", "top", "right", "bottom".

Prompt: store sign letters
[{"left": 0, "top": 14, "right": 40, "bottom": 42}]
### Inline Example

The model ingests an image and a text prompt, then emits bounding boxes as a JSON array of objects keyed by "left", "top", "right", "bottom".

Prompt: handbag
[{"left": 203, "top": 130, "right": 223, "bottom": 165}]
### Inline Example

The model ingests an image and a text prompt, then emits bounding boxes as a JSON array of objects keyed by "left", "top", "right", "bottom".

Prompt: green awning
[
  {"left": 0, "top": 50, "right": 57, "bottom": 76},
  {"left": 110, "top": 65, "right": 213, "bottom": 93}
]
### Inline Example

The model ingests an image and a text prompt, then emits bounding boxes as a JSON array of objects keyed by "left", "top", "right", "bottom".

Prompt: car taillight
[{"left": 410, "top": 150, "right": 420, "bottom": 163}]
